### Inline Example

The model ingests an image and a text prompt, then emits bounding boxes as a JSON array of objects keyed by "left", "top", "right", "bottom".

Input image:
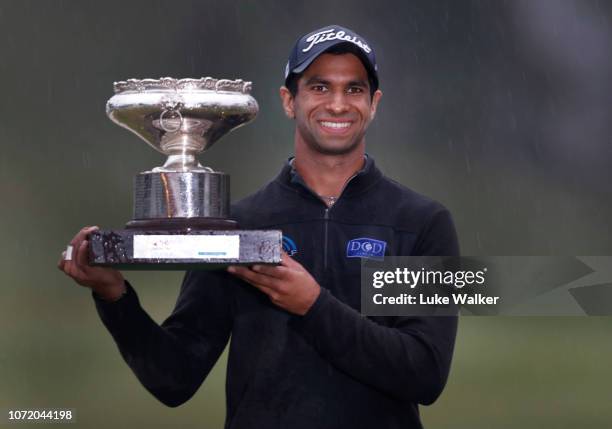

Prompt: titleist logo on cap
[{"left": 302, "top": 29, "right": 372, "bottom": 54}]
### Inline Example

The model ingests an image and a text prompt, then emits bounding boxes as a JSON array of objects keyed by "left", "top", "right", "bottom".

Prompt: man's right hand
[{"left": 58, "top": 226, "right": 126, "bottom": 302}]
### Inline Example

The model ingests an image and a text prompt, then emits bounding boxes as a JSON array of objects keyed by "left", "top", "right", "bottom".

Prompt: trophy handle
[{"left": 159, "top": 108, "right": 183, "bottom": 133}]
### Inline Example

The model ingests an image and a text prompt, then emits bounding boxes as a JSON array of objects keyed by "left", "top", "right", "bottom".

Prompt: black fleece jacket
[{"left": 93, "top": 156, "right": 459, "bottom": 429}]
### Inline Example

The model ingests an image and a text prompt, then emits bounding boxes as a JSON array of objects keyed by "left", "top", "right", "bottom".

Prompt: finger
[
  {"left": 65, "top": 256, "right": 87, "bottom": 278},
  {"left": 235, "top": 275, "right": 281, "bottom": 302},
  {"left": 69, "top": 225, "right": 99, "bottom": 248},
  {"left": 63, "top": 248, "right": 91, "bottom": 283},
  {"left": 67, "top": 232, "right": 91, "bottom": 272},
  {"left": 280, "top": 251, "right": 300, "bottom": 268},
  {"left": 58, "top": 251, "right": 67, "bottom": 271},
  {"left": 64, "top": 260, "right": 81, "bottom": 281},
  {"left": 69, "top": 226, "right": 98, "bottom": 246},
  {"left": 227, "top": 267, "right": 285, "bottom": 303},
  {"left": 228, "top": 266, "right": 283, "bottom": 291},
  {"left": 227, "top": 266, "right": 263, "bottom": 289},
  {"left": 251, "top": 264, "right": 290, "bottom": 279},
  {"left": 227, "top": 265, "right": 258, "bottom": 283},
  {"left": 74, "top": 239, "right": 90, "bottom": 270},
  {"left": 226, "top": 265, "right": 250, "bottom": 282}
]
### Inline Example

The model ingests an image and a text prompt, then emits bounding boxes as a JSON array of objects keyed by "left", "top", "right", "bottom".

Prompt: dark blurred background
[{"left": 1, "top": 1, "right": 611, "bottom": 427}]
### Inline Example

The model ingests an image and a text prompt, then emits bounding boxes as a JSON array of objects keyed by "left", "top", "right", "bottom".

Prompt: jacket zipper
[
  {"left": 320, "top": 171, "right": 360, "bottom": 270},
  {"left": 323, "top": 207, "right": 330, "bottom": 270}
]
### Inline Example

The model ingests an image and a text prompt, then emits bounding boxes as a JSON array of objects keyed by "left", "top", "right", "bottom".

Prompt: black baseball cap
[{"left": 284, "top": 25, "right": 379, "bottom": 91}]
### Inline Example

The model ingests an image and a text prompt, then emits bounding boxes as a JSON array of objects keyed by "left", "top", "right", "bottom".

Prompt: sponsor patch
[
  {"left": 347, "top": 237, "right": 386, "bottom": 259},
  {"left": 282, "top": 235, "right": 298, "bottom": 256}
]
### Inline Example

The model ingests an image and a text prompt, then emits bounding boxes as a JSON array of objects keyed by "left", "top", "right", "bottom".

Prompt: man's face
[{"left": 281, "top": 53, "right": 382, "bottom": 156}]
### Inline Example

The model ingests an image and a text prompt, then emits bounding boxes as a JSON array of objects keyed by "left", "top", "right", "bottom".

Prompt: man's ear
[
  {"left": 279, "top": 86, "right": 295, "bottom": 119},
  {"left": 369, "top": 89, "right": 383, "bottom": 120}
]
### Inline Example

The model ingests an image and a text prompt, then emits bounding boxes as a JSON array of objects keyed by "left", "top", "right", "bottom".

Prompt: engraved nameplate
[{"left": 133, "top": 234, "right": 240, "bottom": 259}]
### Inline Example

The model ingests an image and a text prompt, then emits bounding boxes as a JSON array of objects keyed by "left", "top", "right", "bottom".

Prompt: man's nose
[{"left": 325, "top": 91, "right": 349, "bottom": 115}]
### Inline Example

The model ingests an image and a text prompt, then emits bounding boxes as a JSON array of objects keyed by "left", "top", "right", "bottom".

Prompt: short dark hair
[{"left": 285, "top": 43, "right": 378, "bottom": 99}]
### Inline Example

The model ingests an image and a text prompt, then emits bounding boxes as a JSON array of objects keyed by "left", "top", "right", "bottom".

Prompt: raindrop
[
  {"left": 464, "top": 154, "right": 471, "bottom": 173},
  {"left": 81, "top": 151, "right": 91, "bottom": 168}
]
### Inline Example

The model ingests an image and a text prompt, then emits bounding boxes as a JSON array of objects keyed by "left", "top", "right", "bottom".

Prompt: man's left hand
[{"left": 227, "top": 252, "right": 321, "bottom": 316}]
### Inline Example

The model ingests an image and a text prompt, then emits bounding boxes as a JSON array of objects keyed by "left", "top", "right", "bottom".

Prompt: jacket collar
[{"left": 275, "top": 153, "right": 383, "bottom": 199}]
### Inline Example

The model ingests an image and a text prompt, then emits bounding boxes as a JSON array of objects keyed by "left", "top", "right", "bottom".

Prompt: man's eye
[
  {"left": 311, "top": 85, "right": 327, "bottom": 92},
  {"left": 347, "top": 87, "right": 364, "bottom": 94}
]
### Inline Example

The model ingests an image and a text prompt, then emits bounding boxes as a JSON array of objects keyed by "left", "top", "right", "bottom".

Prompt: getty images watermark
[
  {"left": 371, "top": 265, "right": 496, "bottom": 306},
  {"left": 360, "top": 256, "right": 612, "bottom": 316}
]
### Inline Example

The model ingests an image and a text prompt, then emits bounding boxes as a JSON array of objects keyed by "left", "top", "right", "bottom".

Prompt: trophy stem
[{"left": 153, "top": 154, "right": 212, "bottom": 172}]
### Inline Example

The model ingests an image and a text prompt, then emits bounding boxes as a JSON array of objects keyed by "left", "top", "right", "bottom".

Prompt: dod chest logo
[
  {"left": 282, "top": 235, "right": 298, "bottom": 256},
  {"left": 346, "top": 238, "right": 386, "bottom": 259}
]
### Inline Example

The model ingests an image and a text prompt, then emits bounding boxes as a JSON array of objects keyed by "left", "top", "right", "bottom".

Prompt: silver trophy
[{"left": 88, "top": 77, "right": 281, "bottom": 268}]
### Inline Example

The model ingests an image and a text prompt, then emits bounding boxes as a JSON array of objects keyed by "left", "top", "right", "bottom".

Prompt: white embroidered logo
[{"left": 302, "top": 29, "right": 372, "bottom": 54}]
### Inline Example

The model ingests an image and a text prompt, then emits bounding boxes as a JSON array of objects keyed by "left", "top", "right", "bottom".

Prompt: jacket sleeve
[
  {"left": 290, "top": 208, "right": 459, "bottom": 405},
  {"left": 93, "top": 269, "right": 234, "bottom": 407}
]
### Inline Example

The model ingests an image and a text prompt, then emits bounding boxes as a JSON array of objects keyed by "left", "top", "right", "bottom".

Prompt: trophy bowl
[{"left": 106, "top": 77, "right": 258, "bottom": 172}]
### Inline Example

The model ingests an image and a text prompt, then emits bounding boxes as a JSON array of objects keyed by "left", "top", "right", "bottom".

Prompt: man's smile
[{"left": 318, "top": 120, "right": 353, "bottom": 133}]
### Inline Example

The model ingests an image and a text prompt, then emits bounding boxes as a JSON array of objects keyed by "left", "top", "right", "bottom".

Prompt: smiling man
[{"left": 59, "top": 25, "right": 459, "bottom": 429}]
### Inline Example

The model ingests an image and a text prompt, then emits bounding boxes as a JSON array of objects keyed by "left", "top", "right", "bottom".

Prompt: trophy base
[{"left": 88, "top": 229, "right": 282, "bottom": 270}]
